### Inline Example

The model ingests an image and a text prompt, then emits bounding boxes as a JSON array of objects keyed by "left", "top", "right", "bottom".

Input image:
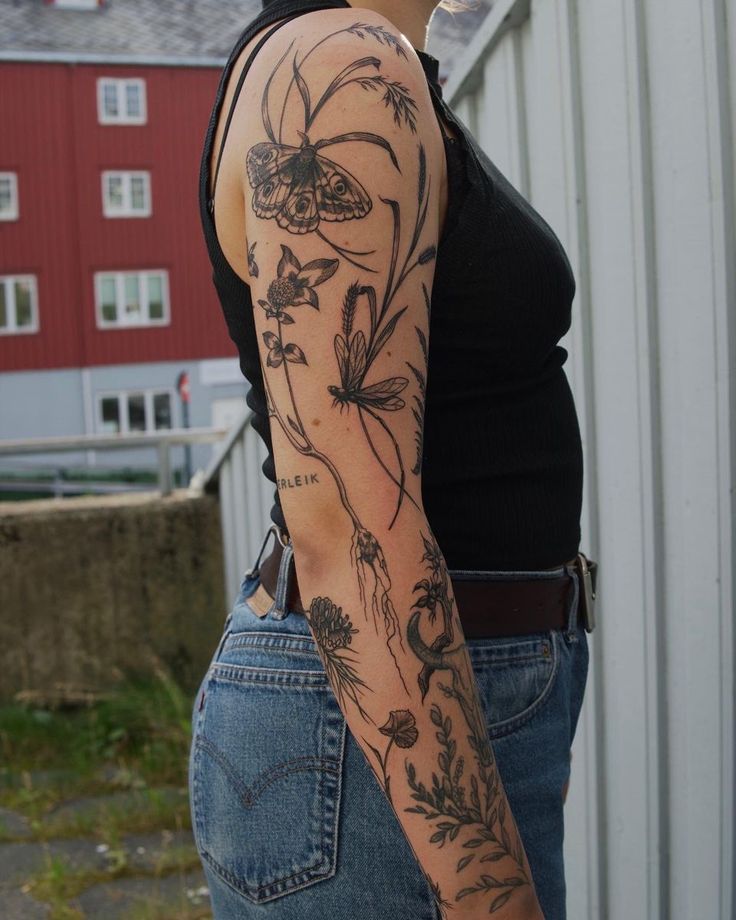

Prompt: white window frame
[
  {"left": 0, "top": 173, "right": 19, "bottom": 221},
  {"left": 0, "top": 274, "right": 39, "bottom": 335},
  {"left": 101, "top": 171, "right": 152, "bottom": 218},
  {"left": 97, "top": 78, "right": 147, "bottom": 125},
  {"left": 94, "top": 270, "right": 170, "bottom": 329},
  {"left": 96, "top": 388, "right": 176, "bottom": 435},
  {"left": 53, "top": 0, "right": 100, "bottom": 9}
]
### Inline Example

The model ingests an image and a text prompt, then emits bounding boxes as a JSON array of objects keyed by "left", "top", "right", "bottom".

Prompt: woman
[{"left": 190, "top": 0, "right": 595, "bottom": 917}]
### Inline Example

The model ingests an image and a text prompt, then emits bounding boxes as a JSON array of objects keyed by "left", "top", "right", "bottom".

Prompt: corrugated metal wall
[{"left": 444, "top": 1, "right": 735, "bottom": 917}]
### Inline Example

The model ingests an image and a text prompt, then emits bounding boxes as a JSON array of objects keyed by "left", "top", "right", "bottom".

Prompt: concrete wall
[{"left": 0, "top": 490, "right": 226, "bottom": 700}]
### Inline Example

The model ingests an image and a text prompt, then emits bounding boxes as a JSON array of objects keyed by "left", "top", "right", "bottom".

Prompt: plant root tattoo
[
  {"left": 307, "top": 596, "right": 373, "bottom": 722},
  {"left": 405, "top": 540, "right": 531, "bottom": 912},
  {"left": 363, "top": 708, "right": 418, "bottom": 804}
]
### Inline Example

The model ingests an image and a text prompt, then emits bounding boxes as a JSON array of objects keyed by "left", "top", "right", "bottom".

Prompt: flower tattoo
[
  {"left": 257, "top": 244, "right": 339, "bottom": 323},
  {"left": 306, "top": 596, "right": 372, "bottom": 722},
  {"left": 364, "top": 708, "right": 419, "bottom": 804},
  {"left": 309, "top": 596, "right": 358, "bottom": 650},
  {"left": 261, "top": 331, "right": 307, "bottom": 368},
  {"left": 379, "top": 709, "right": 419, "bottom": 749}
]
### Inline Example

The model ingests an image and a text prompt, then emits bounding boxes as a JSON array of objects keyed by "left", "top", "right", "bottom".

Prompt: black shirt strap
[{"left": 209, "top": 16, "right": 298, "bottom": 210}]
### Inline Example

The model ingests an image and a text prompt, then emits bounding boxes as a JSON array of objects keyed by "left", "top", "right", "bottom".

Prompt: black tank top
[{"left": 199, "top": 0, "right": 584, "bottom": 571}]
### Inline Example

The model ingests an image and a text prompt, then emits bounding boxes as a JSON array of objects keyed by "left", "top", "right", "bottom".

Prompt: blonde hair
[{"left": 437, "top": 0, "right": 478, "bottom": 11}]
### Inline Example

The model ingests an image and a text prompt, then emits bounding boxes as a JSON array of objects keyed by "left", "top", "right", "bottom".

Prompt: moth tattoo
[
  {"left": 246, "top": 134, "right": 372, "bottom": 235},
  {"left": 246, "top": 24, "right": 412, "bottom": 264}
]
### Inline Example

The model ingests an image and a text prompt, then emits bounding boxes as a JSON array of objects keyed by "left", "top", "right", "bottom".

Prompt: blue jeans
[{"left": 189, "top": 544, "right": 589, "bottom": 920}]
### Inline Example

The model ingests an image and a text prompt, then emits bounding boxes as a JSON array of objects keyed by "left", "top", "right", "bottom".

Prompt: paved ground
[{"left": 0, "top": 790, "right": 212, "bottom": 919}]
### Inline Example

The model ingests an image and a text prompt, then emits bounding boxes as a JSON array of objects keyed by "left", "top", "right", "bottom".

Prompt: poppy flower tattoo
[
  {"left": 363, "top": 708, "right": 419, "bottom": 803},
  {"left": 379, "top": 709, "right": 419, "bottom": 748}
]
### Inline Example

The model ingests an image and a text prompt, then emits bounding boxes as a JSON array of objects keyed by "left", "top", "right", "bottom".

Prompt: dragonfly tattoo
[
  {"left": 330, "top": 311, "right": 409, "bottom": 415},
  {"left": 327, "top": 143, "right": 435, "bottom": 528}
]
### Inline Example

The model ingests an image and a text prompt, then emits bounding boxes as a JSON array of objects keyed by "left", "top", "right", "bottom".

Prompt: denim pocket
[
  {"left": 467, "top": 631, "right": 559, "bottom": 739},
  {"left": 190, "top": 628, "right": 346, "bottom": 903}
]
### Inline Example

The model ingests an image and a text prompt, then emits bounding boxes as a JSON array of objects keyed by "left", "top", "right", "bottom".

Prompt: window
[
  {"left": 97, "top": 78, "right": 146, "bottom": 125},
  {"left": 0, "top": 173, "right": 19, "bottom": 221},
  {"left": 94, "top": 270, "right": 169, "bottom": 328},
  {"left": 51, "top": 1, "right": 102, "bottom": 9},
  {"left": 0, "top": 275, "right": 38, "bottom": 335},
  {"left": 102, "top": 171, "right": 151, "bottom": 217},
  {"left": 98, "top": 389, "right": 174, "bottom": 435}
]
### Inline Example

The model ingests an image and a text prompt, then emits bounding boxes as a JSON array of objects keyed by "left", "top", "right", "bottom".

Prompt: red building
[
  {"left": 0, "top": 0, "right": 264, "bottom": 466},
  {"left": 0, "top": 61, "right": 231, "bottom": 372},
  {"left": 0, "top": 0, "right": 465, "bottom": 468}
]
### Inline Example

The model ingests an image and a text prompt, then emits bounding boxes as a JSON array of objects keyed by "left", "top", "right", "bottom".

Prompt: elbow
[{"left": 281, "top": 494, "right": 350, "bottom": 583}]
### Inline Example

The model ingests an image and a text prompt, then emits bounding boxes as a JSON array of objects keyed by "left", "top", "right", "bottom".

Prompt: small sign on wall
[{"left": 199, "top": 359, "right": 242, "bottom": 387}]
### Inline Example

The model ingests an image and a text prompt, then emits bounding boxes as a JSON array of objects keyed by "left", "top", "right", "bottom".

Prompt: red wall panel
[{"left": 0, "top": 61, "right": 237, "bottom": 372}]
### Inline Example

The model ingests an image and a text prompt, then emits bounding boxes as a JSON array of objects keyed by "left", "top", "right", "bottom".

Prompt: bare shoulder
[
  {"left": 212, "top": 6, "right": 443, "bottom": 282},
  {"left": 240, "top": 6, "right": 439, "bottom": 134},
  {"left": 248, "top": 7, "right": 430, "bottom": 87}
]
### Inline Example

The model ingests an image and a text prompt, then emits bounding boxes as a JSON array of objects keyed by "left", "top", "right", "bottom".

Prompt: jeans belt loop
[
  {"left": 268, "top": 540, "right": 295, "bottom": 621},
  {"left": 564, "top": 561, "right": 580, "bottom": 638},
  {"left": 242, "top": 521, "right": 289, "bottom": 583},
  {"left": 575, "top": 552, "right": 597, "bottom": 633}
]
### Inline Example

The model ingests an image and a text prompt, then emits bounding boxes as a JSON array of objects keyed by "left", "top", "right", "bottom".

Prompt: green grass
[
  {"left": 1, "top": 670, "right": 206, "bottom": 917},
  {"left": 0, "top": 465, "right": 191, "bottom": 503},
  {"left": 0, "top": 670, "right": 194, "bottom": 834},
  {"left": 24, "top": 844, "right": 205, "bottom": 920}
]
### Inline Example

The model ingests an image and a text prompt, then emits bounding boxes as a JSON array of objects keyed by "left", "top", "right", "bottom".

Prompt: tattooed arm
[{"left": 236, "top": 11, "right": 543, "bottom": 918}]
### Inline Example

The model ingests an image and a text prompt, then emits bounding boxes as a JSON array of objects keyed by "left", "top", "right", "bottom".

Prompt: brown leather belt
[{"left": 254, "top": 532, "right": 598, "bottom": 639}]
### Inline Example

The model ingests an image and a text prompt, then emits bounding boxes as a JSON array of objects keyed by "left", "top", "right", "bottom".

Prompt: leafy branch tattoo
[{"left": 405, "top": 539, "right": 532, "bottom": 913}]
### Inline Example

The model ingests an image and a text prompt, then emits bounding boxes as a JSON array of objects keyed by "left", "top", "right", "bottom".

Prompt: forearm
[{"left": 291, "top": 504, "right": 543, "bottom": 919}]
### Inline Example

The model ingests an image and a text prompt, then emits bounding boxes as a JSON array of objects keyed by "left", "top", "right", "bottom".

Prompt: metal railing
[
  {"left": 0, "top": 412, "right": 273, "bottom": 605},
  {"left": 201, "top": 406, "right": 272, "bottom": 604},
  {"left": 0, "top": 427, "right": 229, "bottom": 496}
]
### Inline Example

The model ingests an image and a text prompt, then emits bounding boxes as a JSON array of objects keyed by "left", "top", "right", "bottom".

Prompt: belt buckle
[{"left": 575, "top": 552, "right": 597, "bottom": 633}]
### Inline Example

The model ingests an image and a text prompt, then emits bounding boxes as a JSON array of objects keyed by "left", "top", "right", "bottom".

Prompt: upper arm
[{"left": 239, "top": 10, "right": 443, "bottom": 551}]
